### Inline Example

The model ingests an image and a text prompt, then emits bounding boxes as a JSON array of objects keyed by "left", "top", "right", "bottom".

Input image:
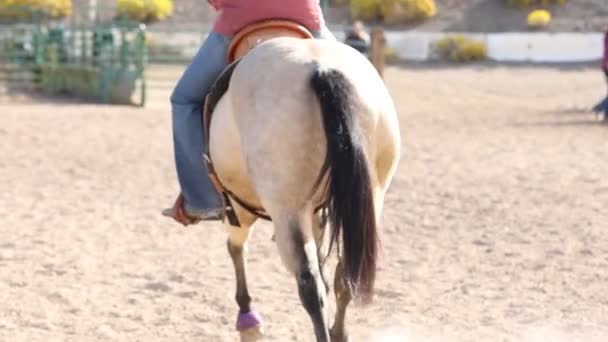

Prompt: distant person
[
  {"left": 592, "top": 27, "right": 608, "bottom": 122},
  {"left": 603, "top": 28, "right": 608, "bottom": 122},
  {"left": 344, "top": 20, "right": 370, "bottom": 54}
]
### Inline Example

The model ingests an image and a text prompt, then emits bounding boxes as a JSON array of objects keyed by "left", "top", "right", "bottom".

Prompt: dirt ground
[{"left": 1, "top": 65, "right": 608, "bottom": 342}]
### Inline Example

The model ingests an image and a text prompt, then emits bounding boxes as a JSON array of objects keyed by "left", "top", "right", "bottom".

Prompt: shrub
[
  {"left": 381, "top": 0, "right": 436, "bottom": 24},
  {"left": 350, "top": 0, "right": 381, "bottom": 21},
  {"left": 117, "top": 0, "right": 144, "bottom": 21},
  {"left": 350, "top": 0, "right": 436, "bottom": 23},
  {"left": 145, "top": 0, "right": 172, "bottom": 21},
  {"left": 433, "top": 34, "right": 487, "bottom": 62},
  {"left": 527, "top": 9, "right": 551, "bottom": 28},
  {"left": 0, "top": 0, "right": 72, "bottom": 20},
  {"left": 116, "top": 0, "right": 173, "bottom": 23},
  {"left": 384, "top": 46, "right": 399, "bottom": 63}
]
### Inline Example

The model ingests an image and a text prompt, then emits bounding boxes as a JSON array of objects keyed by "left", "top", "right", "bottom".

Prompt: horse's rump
[{"left": 210, "top": 37, "right": 386, "bottom": 217}]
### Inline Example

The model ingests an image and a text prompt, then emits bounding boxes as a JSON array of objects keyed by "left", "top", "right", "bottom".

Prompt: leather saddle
[{"left": 227, "top": 19, "right": 314, "bottom": 63}]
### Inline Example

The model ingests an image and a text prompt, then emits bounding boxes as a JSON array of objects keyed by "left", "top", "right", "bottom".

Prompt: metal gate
[{"left": 0, "top": 4, "right": 147, "bottom": 106}]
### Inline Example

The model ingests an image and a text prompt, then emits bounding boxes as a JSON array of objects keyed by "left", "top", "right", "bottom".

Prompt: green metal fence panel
[
  {"left": 0, "top": 8, "right": 42, "bottom": 96},
  {"left": 0, "top": 4, "right": 148, "bottom": 106}
]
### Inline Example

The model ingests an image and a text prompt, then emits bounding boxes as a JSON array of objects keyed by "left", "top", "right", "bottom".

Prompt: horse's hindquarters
[
  {"left": 209, "top": 94, "right": 262, "bottom": 207},
  {"left": 214, "top": 37, "right": 399, "bottom": 214},
  {"left": 227, "top": 40, "right": 331, "bottom": 213}
]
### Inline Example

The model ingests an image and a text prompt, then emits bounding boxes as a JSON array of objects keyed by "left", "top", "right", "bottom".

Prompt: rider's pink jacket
[{"left": 208, "top": 0, "right": 325, "bottom": 36}]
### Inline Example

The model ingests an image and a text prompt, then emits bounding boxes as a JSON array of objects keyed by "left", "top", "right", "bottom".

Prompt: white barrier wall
[
  {"left": 486, "top": 33, "right": 603, "bottom": 62},
  {"left": 385, "top": 32, "right": 435, "bottom": 61},
  {"left": 382, "top": 31, "right": 604, "bottom": 63},
  {"left": 142, "top": 28, "right": 603, "bottom": 64}
]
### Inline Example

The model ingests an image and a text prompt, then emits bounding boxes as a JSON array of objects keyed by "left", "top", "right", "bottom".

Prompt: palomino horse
[{"left": 205, "top": 23, "right": 400, "bottom": 342}]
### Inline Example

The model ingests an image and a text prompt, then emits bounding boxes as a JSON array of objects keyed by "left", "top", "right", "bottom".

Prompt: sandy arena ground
[{"left": 1, "top": 65, "right": 608, "bottom": 342}]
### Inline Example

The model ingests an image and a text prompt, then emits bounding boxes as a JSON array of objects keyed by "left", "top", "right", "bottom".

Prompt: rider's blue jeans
[{"left": 171, "top": 27, "right": 336, "bottom": 215}]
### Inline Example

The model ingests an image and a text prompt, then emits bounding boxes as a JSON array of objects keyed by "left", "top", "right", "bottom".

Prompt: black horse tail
[{"left": 310, "top": 67, "right": 378, "bottom": 303}]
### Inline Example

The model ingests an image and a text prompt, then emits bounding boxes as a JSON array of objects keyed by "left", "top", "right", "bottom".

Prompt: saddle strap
[{"left": 202, "top": 59, "right": 273, "bottom": 226}]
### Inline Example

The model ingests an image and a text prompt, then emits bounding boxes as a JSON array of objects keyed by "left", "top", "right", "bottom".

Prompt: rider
[{"left": 165, "top": 0, "right": 336, "bottom": 225}]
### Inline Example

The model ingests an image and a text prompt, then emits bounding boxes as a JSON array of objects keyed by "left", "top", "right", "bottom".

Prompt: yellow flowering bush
[
  {"left": 117, "top": 0, "right": 144, "bottom": 20},
  {"left": 350, "top": 0, "right": 436, "bottom": 23},
  {"left": 116, "top": 0, "right": 173, "bottom": 23},
  {"left": 0, "top": 0, "right": 72, "bottom": 19},
  {"left": 381, "top": 0, "right": 436, "bottom": 24},
  {"left": 527, "top": 9, "right": 551, "bottom": 28},
  {"left": 145, "top": 0, "right": 172, "bottom": 21},
  {"left": 433, "top": 34, "right": 487, "bottom": 62},
  {"left": 350, "top": 0, "right": 380, "bottom": 21}
]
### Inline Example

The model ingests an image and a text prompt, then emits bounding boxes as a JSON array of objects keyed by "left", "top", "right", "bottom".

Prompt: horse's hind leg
[
  {"left": 225, "top": 206, "right": 263, "bottom": 341},
  {"left": 313, "top": 211, "right": 330, "bottom": 296},
  {"left": 330, "top": 184, "right": 389, "bottom": 342},
  {"left": 329, "top": 260, "right": 352, "bottom": 342},
  {"left": 275, "top": 211, "right": 331, "bottom": 342}
]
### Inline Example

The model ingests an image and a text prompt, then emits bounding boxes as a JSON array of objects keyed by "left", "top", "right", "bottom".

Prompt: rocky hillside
[
  {"left": 410, "top": 0, "right": 608, "bottom": 32},
  {"left": 72, "top": 0, "right": 608, "bottom": 32}
]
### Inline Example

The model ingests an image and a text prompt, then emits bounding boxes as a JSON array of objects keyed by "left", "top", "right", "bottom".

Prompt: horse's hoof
[
  {"left": 236, "top": 310, "right": 263, "bottom": 331},
  {"left": 237, "top": 311, "right": 264, "bottom": 341},
  {"left": 330, "top": 329, "right": 349, "bottom": 342},
  {"left": 239, "top": 325, "right": 264, "bottom": 342}
]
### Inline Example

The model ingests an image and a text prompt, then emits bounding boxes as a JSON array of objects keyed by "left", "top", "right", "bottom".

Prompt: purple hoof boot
[{"left": 236, "top": 311, "right": 263, "bottom": 332}]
